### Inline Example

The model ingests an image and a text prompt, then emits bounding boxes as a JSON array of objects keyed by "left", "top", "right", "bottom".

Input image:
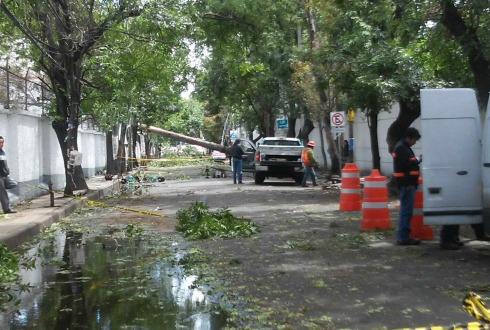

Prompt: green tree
[
  {"left": 386, "top": 0, "right": 490, "bottom": 151},
  {"left": 193, "top": 0, "right": 305, "bottom": 140},
  {"left": 82, "top": 5, "right": 191, "bottom": 172},
  {"left": 0, "top": 0, "right": 145, "bottom": 194}
]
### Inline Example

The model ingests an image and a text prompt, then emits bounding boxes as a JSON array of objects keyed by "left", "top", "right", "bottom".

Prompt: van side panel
[{"left": 420, "top": 89, "right": 483, "bottom": 225}]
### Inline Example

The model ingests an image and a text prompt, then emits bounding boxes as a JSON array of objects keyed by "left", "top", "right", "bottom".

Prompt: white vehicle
[
  {"left": 253, "top": 137, "right": 304, "bottom": 184},
  {"left": 211, "top": 150, "right": 227, "bottom": 162},
  {"left": 420, "top": 89, "right": 483, "bottom": 226}
]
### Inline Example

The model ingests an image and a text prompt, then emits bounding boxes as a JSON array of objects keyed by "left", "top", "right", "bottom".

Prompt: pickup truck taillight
[{"left": 255, "top": 151, "right": 261, "bottom": 162}]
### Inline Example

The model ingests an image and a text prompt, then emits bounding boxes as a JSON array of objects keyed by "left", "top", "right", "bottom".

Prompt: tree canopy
[{"left": 1, "top": 0, "right": 488, "bottom": 174}]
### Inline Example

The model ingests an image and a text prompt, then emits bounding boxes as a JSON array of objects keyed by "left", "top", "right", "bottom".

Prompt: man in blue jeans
[
  {"left": 301, "top": 141, "right": 318, "bottom": 187},
  {"left": 392, "top": 128, "right": 421, "bottom": 245},
  {"left": 230, "top": 139, "right": 244, "bottom": 184}
]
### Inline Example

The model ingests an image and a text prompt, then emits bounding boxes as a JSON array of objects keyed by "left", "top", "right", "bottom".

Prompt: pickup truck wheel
[
  {"left": 294, "top": 174, "right": 303, "bottom": 184},
  {"left": 254, "top": 172, "right": 266, "bottom": 184}
]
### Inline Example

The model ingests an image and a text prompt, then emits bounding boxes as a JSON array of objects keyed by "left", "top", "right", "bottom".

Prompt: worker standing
[
  {"left": 301, "top": 141, "right": 318, "bottom": 187},
  {"left": 392, "top": 128, "right": 421, "bottom": 246}
]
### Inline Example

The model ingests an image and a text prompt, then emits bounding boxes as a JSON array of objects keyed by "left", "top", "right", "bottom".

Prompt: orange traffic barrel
[
  {"left": 360, "top": 169, "right": 391, "bottom": 230},
  {"left": 410, "top": 177, "right": 433, "bottom": 240},
  {"left": 339, "top": 163, "right": 361, "bottom": 211}
]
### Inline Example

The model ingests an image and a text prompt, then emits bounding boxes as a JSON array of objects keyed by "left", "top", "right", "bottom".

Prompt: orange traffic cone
[
  {"left": 410, "top": 177, "right": 433, "bottom": 240},
  {"left": 360, "top": 169, "right": 391, "bottom": 230},
  {"left": 339, "top": 163, "right": 361, "bottom": 211}
]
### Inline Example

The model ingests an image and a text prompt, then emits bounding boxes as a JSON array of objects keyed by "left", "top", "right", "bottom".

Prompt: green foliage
[
  {"left": 176, "top": 201, "right": 260, "bottom": 239},
  {"left": 0, "top": 243, "right": 19, "bottom": 285},
  {"left": 0, "top": 243, "right": 21, "bottom": 311},
  {"left": 83, "top": 0, "right": 193, "bottom": 130},
  {"left": 193, "top": 0, "right": 305, "bottom": 136},
  {"left": 124, "top": 224, "right": 144, "bottom": 238}
]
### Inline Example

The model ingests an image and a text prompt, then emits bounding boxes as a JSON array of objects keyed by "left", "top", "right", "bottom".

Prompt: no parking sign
[
  {"left": 330, "top": 111, "right": 345, "bottom": 134},
  {"left": 330, "top": 111, "right": 345, "bottom": 127}
]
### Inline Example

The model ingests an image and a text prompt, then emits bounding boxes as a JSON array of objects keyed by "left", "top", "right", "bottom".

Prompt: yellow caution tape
[
  {"left": 117, "top": 155, "right": 212, "bottom": 162},
  {"left": 396, "top": 292, "right": 490, "bottom": 330},
  {"left": 464, "top": 292, "right": 490, "bottom": 324},
  {"left": 19, "top": 177, "right": 167, "bottom": 217},
  {"left": 84, "top": 199, "right": 166, "bottom": 217},
  {"left": 395, "top": 322, "right": 490, "bottom": 330}
]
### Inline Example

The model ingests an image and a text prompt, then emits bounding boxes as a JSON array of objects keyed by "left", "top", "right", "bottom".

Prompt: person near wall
[
  {"left": 301, "top": 141, "right": 319, "bottom": 187},
  {"left": 392, "top": 127, "right": 421, "bottom": 246},
  {"left": 231, "top": 138, "right": 245, "bottom": 184},
  {"left": 342, "top": 140, "right": 349, "bottom": 164},
  {"left": 0, "top": 136, "right": 17, "bottom": 214}
]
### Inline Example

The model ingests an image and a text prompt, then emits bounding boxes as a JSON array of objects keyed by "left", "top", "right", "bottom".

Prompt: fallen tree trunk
[{"left": 143, "top": 125, "right": 231, "bottom": 154}]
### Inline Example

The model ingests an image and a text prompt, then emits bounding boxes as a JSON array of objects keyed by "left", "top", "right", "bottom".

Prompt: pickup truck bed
[{"left": 254, "top": 138, "right": 304, "bottom": 184}]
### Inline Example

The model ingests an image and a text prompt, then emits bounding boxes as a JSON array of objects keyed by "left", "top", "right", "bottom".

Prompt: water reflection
[{"left": 0, "top": 230, "right": 226, "bottom": 329}]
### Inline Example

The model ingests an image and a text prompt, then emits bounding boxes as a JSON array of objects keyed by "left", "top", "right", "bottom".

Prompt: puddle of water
[{"left": 0, "top": 229, "right": 226, "bottom": 329}]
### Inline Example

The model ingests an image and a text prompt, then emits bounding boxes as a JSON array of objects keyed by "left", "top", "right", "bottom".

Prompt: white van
[{"left": 420, "top": 88, "right": 483, "bottom": 225}]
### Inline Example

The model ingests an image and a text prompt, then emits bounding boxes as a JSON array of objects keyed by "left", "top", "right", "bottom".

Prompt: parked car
[{"left": 211, "top": 150, "right": 227, "bottom": 161}]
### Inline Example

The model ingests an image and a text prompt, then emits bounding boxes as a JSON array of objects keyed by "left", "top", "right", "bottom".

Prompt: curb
[{"left": 0, "top": 179, "right": 119, "bottom": 250}]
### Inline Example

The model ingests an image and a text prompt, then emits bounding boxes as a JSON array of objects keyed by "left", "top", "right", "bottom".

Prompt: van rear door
[{"left": 420, "top": 88, "right": 483, "bottom": 225}]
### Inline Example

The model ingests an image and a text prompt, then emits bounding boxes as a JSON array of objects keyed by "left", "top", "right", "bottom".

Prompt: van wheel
[{"left": 254, "top": 173, "right": 266, "bottom": 184}]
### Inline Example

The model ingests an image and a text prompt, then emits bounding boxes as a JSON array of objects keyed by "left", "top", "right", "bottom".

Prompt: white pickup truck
[{"left": 252, "top": 137, "right": 304, "bottom": 184}]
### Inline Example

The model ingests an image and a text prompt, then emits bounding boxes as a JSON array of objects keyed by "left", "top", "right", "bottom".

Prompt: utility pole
[{"left": 348, "top": 108, "right": 355, "bottom": 163}]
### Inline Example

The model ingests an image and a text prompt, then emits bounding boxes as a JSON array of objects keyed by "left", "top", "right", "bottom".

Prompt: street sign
[
  {"left": 277, "top": 118, "right": 288, "bottom": 129},
  {"left": 330, "top": 111, "right": 346, "bottom": 127}
]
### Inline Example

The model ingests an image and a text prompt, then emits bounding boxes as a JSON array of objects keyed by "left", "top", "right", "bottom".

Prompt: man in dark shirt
[
  {"left": 0, "top": 136, "right": 17, "bottom": 214},
  {"left": 392, "top": 128, "right": 421, "bottom": 245},
  {"left": 230, "top": 139, "right": 245, "bottom": 184}
]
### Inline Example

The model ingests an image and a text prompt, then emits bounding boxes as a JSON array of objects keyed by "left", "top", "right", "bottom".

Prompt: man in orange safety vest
[{"left": 301, "top": 141, "right": 319, "bottom": 187}]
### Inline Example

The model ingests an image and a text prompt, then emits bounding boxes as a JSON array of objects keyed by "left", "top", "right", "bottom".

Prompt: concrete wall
[
  {"left": 0, "top": 105, "right": 106, "bottom": 201},
  {"left": 295, "top": 103, "right": 422, "bottom": 176}
]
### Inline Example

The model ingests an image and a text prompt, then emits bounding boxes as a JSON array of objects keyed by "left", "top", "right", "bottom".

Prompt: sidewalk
[{"left": 0, "top": 176, "right": 119, "bottom": 250}]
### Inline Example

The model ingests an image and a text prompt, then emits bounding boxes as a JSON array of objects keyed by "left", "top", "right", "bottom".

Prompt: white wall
[
  {"left": 295, "top": 103, "right": 422, "bottom": 176},
  {"left": 0, "top": 105, "right": 106, "bottom": 201}
]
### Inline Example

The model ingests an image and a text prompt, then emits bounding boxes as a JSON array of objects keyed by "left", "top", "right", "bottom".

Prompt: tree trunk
[
  {"left": 145, "top": 126, "right": 232, "bottom": 154},
  {"left": 296, "top": 118, "right": 315, "bottom": 145},
  {"left": 106, "top": 130, "right": 116, "bottom": 175},
  {"left": 52, "top": 122, "right": 88, "bottom": 196},
  {"left": 117, "top": 123, "right": 127, "bottom": 176},
  {"left": 317, "top": 116, "right": 328, "bottom": 170},
  {"left": 144, "top": 135, "right": 151, "bottom": 159},
  {"left": 287, "top": 116, "right": 297, "bottom": 138},
  {"left": 440, "top": 0, "right": 490, "bottom": 110},
  {"left": 130, "top": 118, "right": 139, "bottom": 168},
  {"left": 305, "top": 1, "right": 338, "bottom": 173},
  {"left": 324, "top": 116, "right": 341, "bottom": 175},
  {"left": 126, "top": 125, "right": 133, "bottom": 172},
  {"left": 386, "top": 95, "right": 421, "bottom": 153},
  {"left": 368, "top": 111, "right": 381, "bottom": 171}
]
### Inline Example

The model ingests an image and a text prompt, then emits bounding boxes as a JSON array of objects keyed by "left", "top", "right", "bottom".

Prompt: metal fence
[{"left": 0, "top": 66, "right": 51, "bottom": 114}]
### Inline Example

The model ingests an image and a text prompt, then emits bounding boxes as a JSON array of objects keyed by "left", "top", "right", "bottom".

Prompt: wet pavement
[{"left": 2, "top": 168, "right": 490, "bottom": 329}]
